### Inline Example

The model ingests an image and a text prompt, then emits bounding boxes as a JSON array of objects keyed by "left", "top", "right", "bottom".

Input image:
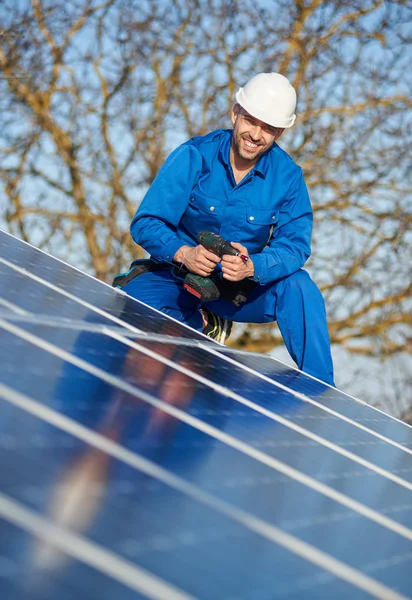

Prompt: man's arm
[
  {"left": 248, "top": 170, "right": 313, "bottom": 285},
  {"left": 130, "top": 144, "right": 203, "bottom": 263}
]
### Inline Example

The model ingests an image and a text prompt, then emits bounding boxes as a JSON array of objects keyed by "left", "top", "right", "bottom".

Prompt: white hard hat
[{"left": 235, "top": 73, "right": 297, "bottom": 128}]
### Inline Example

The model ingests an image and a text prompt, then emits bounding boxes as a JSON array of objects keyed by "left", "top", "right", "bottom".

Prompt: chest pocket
[
  {"left": 181, "top": 189, "right": 221, "bottom": 237},
  {"left": 245, "top": 207, "right": 276, "bottom": 249}
]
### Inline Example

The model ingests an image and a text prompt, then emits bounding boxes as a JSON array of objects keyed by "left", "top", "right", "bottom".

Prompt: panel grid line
[
  {"left": 219, "top": 347, "right": 412, "bottom": 431},
  {"left": 201, "top": 344, "right": 412, "bottom": 453},
  {"left": 0, "top": 383, "right": 408, "bottom": 600},
  {"left": 2, "top": 227, "right": 411, "bottom": 435},
  {"left": 3, "top": 245, "right": 409, "bottom": 438},
  {"left": 0, "top": 492, "right": 196, "bottom": 600},
  {"left": 0, "top": 298, "right": 30, "bottom": 315},
  {"left": 106, "top": 331, "right": 412, "bottom": 489},
  {"left": 0, "top": 312, "right": 145, "bottom": 336},
  {"left": 1, "top": 318, "right": 411, "bottom": 544},
  {"left": 0, "top": 256, "right": 200, "bottom": 338}
]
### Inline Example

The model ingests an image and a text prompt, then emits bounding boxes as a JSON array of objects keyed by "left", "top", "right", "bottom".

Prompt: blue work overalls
[{"left": 125, "top": 129, "right": 335, "bottom": 386}]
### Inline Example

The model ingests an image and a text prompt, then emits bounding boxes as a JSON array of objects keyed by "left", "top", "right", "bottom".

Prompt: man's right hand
[{"left": 173, "top": 244, "right": 221, "bottom": 276}]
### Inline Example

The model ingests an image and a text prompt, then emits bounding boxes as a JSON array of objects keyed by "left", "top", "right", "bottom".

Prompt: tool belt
[
  {"left": 214, "top": 275, "right": 256, "bottom": 306},
  {"left": 112, "top": 259, "right": 174, "bottom": 289},
  {"left": 112, "top": 259, "right": 256, "bottom": 306}
]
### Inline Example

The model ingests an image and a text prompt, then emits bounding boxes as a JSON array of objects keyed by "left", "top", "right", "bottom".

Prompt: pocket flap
[
  {"left": 190, "top": 190, "right": 222, "bottom": 215},
  {"left": 245, "top": 207, "right": 276, "bottom": 225}
]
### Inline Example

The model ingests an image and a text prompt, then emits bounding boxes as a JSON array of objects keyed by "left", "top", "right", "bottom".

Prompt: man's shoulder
[
  {"left": 271, "top": 143, "right": 300, "bottom": 167},
  {"left": 265, "top": 143, "right": 303, "bottom": 179},
  {"left": 183, "top": 129, "right": 230, "bottom": 153}
]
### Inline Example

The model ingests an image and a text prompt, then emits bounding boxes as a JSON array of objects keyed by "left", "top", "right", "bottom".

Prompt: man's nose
[{"left": 249, "top": 124, "right": 262, "bottom": 139}]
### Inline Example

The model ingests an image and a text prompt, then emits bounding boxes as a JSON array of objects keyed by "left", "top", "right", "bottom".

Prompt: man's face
[{"left": 231, "top": 105, "right": 282, "bottom": 163}]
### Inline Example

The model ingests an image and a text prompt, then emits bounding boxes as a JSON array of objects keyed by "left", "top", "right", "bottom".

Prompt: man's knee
[
  {"left": 280, "top": 269, "right": 312, "bottom": 291},
  {"left": 288, "top": 268, "right": 309, "bottom": 284},
  {"left": 123, "top": 270, "right": 156, "bottom": 301},
  {"left": 277, "top": 269, "right": 324, "bottom": 304}
]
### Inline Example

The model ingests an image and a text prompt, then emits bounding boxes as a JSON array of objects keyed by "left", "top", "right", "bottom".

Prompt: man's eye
[{"left": 263, "top": 125, "right": 276, "bottom": 134}]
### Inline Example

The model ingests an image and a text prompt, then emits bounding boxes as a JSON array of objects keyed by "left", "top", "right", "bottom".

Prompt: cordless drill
[{"left": 183, "top": 231, "right": 247, "bottom": 302}]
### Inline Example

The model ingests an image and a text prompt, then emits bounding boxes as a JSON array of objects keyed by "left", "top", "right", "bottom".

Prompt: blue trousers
[{"left": 124, "top": 269, "right": 335, "bottom": 386}]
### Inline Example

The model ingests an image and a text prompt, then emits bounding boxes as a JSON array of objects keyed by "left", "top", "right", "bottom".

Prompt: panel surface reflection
[
  {"left": 0, "top": 519, "right": 147, "bottom": 600},
  {"left": 1, "top": 402, "right": 366, "bottom": 600},
  {"left": 216, "top": 347, "right": 412, "bottom": 443},
  {"left": 0, "top": 324, "right": 411, "bottom": 597},
  {"left": 0, "top": 232, "right": 208, "bottom": 341}
]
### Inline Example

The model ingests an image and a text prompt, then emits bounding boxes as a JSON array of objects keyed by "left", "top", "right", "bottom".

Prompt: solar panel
[
  {"left": 0, "top": 232, "right": 209, "bottom": 341},
  {"left": 0, "top": 228, "right": 411, "bottom": 600}
]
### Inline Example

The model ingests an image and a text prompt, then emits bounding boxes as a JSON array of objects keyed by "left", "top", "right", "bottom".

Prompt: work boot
[{"left": 202, "top": 308, "right": 233, "bottom": 343}]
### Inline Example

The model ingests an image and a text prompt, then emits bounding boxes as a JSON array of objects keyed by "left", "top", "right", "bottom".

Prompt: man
[{"left": 123, "top": 72, "right": 335, "bottom": 386}]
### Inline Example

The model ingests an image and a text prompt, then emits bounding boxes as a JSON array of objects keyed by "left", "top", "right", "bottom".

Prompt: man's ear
[
  {"left": 231, "top": 103, "right": 240, "bottom": 125},
  {"left": 275, "top": 128, "right": 285, "bottom": 141}
]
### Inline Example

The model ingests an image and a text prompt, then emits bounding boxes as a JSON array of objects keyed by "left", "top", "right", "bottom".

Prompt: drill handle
[{"left": 197, "top": 231, "right": 238, "bottom": 257}]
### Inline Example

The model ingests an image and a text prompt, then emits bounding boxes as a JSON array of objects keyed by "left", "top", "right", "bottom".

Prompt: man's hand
[
  {"left": 221, "top": 242, "right": 254, "bottom": 281},
  {"left": 174, "top": 244, "right": 221, "bottom": 276}
]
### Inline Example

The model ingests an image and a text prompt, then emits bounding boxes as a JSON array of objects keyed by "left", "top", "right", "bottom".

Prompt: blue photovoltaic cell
[
  {"left": 0, "top": 261, "right": 133, "bottom": 327},
  {"left": 0, "top": 232, "right": 208, "bottom": 342},
  {"left": 148, "top": 340, "right": 412, "bottom": 446},
  {"left": 2, "top": 226, "right": 408, "bottom": 441},
  {"left": 1, "top": 323, "right": 412, "bottom": 509},
  {"left": 0, "top": 307, "right": 20, "bottom": 317},
  {"left": 1, "top": 397, "right": 374, "bottom": 600},
  {"left": 216, "top": 347, "right": 412, "bottom": 445},
  {"left": 128, "top": 338, "right": 412, "bottom": 479},
  {"left": 0, "top": 519, "right": 148, "bottom": 600},
  {"left": 1, "top": 230, "right": 412, "bottom": 600},
  {"left": 0, "top": 323, "right": 412, "bottom": 597}
]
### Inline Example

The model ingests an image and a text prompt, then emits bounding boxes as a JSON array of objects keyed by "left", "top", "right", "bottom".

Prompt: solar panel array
[{"left": 0, "top": 228, "right": 411, "bottom": 600}]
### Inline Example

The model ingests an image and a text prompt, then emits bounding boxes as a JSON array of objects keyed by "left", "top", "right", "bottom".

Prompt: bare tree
[{"left": 0, "top": 0, "right": 411, "bottom": 412}]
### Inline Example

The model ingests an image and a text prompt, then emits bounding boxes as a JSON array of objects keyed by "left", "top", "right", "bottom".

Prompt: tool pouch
[
  {"left": 112, "top": 259, "right": 170, "bottom": 289},
  {"left": 216, "top": 277, "right": 257, "bottom": 307},
  {"left": 183, "top": 273, "right": 256, "bottom": 306}
]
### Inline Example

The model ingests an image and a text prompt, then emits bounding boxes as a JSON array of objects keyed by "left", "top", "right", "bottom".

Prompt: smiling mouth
[{"left": 243, "top": 139, "right": 259, "bottom": 150}]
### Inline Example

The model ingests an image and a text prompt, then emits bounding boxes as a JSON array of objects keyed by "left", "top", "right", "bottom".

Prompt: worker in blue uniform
[{"left": 123, "top": 73, "right": 335, "bottom": 386}]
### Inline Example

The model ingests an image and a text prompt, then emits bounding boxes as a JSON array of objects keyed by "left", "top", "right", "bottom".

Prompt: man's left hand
[{"left": 221, "top": 242, "right": 254, "bottom": 281}]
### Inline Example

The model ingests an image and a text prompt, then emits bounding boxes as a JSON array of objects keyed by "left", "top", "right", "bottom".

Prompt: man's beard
[{"left": 232, "top": 129, "right": 272, "bottom": 162}]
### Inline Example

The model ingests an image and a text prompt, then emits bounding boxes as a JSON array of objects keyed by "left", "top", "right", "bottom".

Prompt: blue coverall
[{"left": 125, "top": 129, "right": 335, "bottom": 386}]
